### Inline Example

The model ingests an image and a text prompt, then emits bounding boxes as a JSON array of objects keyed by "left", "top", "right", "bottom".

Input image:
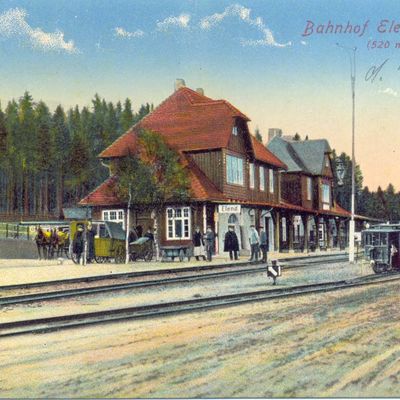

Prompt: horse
[{"left": 35, "top": 227, "right": 50, "bottom": 260}]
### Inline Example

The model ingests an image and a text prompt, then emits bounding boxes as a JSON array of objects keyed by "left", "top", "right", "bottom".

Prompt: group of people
[{"left": 192, "top": 224, "right": 269, "bottom": 262}]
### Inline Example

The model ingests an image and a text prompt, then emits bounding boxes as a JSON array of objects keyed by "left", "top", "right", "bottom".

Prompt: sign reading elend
[{"left": 218, "top": 204, "right": 241, "bottom": 214}]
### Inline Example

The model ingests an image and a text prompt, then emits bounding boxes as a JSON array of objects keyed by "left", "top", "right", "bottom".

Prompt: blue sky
[{"left": 1, "top": 0, "right": 400, "bottom": 189}]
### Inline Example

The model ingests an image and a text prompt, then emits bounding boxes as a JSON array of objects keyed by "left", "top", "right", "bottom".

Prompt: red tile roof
[
  {"left": 99, "top": 87, "right": 252, "bottom": 158},
  {"left": 79, "top": 176, "right": 121, "bottom": 206},
  {"left": 79, "top": 162, "right": 227, "bottom": 206},
  {"left": 251, "top": 136, "right": 287, "bottom": 169}
]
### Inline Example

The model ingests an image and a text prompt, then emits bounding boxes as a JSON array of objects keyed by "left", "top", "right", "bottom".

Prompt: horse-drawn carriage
[{"left": 69, "top": 220, "right": 154, "bottom": 264}]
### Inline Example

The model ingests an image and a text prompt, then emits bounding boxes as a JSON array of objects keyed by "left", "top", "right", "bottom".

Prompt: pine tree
[
  {"left": 120, "top": 98, "right": 134, "bottom": 132},
  {"left": 18, "top": 92, "right": 36, "bottom": 214},
  {"left": 35, "top": 101, "right": 53, "bottom": 215},
  {"left": 255, "top": 127, "right": 263, "bottom": 143},
  {"left": 0, "top": 106, "right": 8, "bottom": 211},
  {"left": 52, "top": 105, "right": 70, "bottom": 216}
]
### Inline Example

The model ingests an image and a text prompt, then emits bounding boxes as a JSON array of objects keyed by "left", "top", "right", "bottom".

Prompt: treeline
[
  {"left": 332, "top": 151, "right": 400, "bottom": 222},
  {"left": 0, "top": 92, "right": 152, "bottom": 218}
]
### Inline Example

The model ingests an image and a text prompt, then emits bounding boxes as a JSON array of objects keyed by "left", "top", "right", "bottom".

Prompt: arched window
[{"left": 228, "top": 214, "right": 238, "bottom": 224}]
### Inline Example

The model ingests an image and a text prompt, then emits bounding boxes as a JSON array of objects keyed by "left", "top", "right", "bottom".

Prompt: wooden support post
[
  {"left": 301, "top": 214, "right": 309, "bottom": 253},
  {"left": 326, "top": 217, "right": 332, "bottom": 250},
  {"left": 273, "top": 210, "right": 280, "bottom": 252},
  {"left": 288, "top": 214, "right": 294, "bottom": 252}
]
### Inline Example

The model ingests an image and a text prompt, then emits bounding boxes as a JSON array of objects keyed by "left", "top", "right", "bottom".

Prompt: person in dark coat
[
  {"left": 259, "top": 225, "right": 269, "bottom": 263},
  {"left": 204, "top": 225, "right": 215, "bottom": 262},
  {"left": 73, "top": 225, "right": 84, "bottom": 265},
  {"left": 192, "top": 226, "right": 206, "bottom": 261},
  {"left": 224, "top": 226, "right": 239, "bottom": 260},
  {"left": 87, "top": 224, "right": 95, "bottom": 263}
]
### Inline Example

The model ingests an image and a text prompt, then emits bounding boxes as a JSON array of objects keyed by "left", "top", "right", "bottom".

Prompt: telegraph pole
[{"left": 337, "top": 44, "right": 357, "bottom": 263}]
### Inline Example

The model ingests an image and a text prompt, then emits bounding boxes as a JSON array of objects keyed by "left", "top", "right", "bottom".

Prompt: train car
[{"left": 362, "top": 223, "right": 400, "bottom": 273}]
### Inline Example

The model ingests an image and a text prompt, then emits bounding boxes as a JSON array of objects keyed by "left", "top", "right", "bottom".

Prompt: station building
[{"left": 79, "top": 81, "right": 354, "bottom": 255}]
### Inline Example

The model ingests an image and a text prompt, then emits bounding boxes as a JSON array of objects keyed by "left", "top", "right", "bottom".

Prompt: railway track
[
  {"left": 1, "top": 271, "right": 398, "bottom": 338},
  {"left": 0, "top": 253, "right": 348, "bottom": 293},
  {"left": 0, "top": 254, "right": 349, "bottom": 305}
]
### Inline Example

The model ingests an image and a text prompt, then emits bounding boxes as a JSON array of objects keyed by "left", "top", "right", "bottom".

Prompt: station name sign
[{"left": 218, "top": 204, "right": 241, "bottom": 214}]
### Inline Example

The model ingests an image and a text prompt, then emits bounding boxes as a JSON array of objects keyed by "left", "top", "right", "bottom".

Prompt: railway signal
[{"left": 267, "top": 260, "right": 282, "bottom": 285}]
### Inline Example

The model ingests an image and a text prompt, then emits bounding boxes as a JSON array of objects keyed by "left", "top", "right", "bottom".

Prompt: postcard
[{"left": 1, "top": 1, "right": 399, "bottom": 398}]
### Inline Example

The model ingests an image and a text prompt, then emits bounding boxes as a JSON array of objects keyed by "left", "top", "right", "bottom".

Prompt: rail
[{"left": 1, "top": 272, "right": 399, "bottom": 337}]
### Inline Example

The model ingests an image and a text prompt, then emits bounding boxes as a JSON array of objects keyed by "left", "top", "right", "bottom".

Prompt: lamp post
[{"left": 337, "top": 44, "right": 357, "bottom": 263}]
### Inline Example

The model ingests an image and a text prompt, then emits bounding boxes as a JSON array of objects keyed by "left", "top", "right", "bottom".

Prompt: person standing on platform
[
  {"left": 259, "top": 225, "right": 268, "bottom": 263},
  {"left": 224, "top": 226, "right": 239, "bottom": 261},
  {"left": 204, "top": 225, "right": 215, "bottom": 262},
  {"left": 193, "top": 226, "right": 206, "bottom": 261},
  {"left": 249, "top": 224, "right": 260, "bottom": 262}
]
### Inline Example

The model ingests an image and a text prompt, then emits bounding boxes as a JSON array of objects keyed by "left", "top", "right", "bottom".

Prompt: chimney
[
  {"left": 196, "top": 88, "right": 204, "bottom": 96},
  {"left": 268, "top": 128, "right": 283, "bottom": 142},
  {"left": 175, "top": 78, "right": 186, "bottom": 91}
]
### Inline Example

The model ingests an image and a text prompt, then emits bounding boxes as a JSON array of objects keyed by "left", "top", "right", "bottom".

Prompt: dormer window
[{"left": 232, "top": 126, "right": 238, "bottom": 136}]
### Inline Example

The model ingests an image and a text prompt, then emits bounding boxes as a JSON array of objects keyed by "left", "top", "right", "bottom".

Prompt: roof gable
[{"left": 267, "top": 136, "right": 331, "bottom": 175}]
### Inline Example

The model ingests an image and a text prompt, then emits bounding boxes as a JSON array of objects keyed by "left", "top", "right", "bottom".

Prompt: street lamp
[{"left": 337, "top": 44, "right": 357, "bottom": 263}]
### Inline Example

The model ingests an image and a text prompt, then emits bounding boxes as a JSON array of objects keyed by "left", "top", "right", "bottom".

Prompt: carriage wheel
[
  {"left": 114, "top": 248, "right": 126, "bottom": 264},
  {"left": 372, "top": 262, "right": 386, "bottom": 274},
  {"left": 71, "top": 253, "right": 80, "bottom": 265},
  {"left": 130, "top": 252, "right": 138, "bottom": 262},
  {"left": 144, "top": 249, "right": 153, "bottom": 262},
  {"left": 95, "top": 256, "right": 104, "bottom": 263}
]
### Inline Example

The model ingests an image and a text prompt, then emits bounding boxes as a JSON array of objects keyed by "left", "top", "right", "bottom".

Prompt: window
[
  {"left": 259, "top": 166, "right": 265, "bottom": 191},
  {"left": 322, "top": 183, "right": 330, "bottom": 210},
  {"left": 166, "top": 207, "right": 191, "bottom": 240},
  {"left": 232, "top": 126, "right": 238, "bottom": 136},
  {"left": 249, "top": 163, "right": 255, "bottom": 189},
  {"left": 102, "top": 209, "right": 125, "bottom": 228},
  {"left": 307, "top": 177, "right": 312, "bottom": 201},
  {"left": 226, "top": 154, "right": 244, "bottom": 185},
  {"left": 228, "top": 214, "right": 238, "bottom": 224},
  {"left": 269, "top": 169, "right": 274, "bottom": 193}
]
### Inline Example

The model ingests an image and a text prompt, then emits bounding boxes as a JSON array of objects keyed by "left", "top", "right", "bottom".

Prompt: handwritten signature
[{"left": 365, "top": 58, "right": 390, "bottom": 82}]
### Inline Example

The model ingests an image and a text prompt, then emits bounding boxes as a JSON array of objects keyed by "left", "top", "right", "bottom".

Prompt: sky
[{"left": 0, "top": 0, "right": 400, "bottom": 190}]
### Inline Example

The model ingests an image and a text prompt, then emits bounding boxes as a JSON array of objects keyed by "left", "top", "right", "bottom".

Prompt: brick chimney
[
  {"left": 175, "top": 78, "right": 186, "bottom": 91},
  {"left": 268, "top": 128, "right": 283, "bottom": 142}
]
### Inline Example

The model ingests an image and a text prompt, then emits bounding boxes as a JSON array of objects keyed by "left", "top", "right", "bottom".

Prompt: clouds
[
  {"left": 114, "top": 27, "right": 144, "bottom": 39},
  {"left": 0, "top": 7, "right": 78, "bottom": 53},
  {"left": 379, "top": 87, "right": 398, "bottom": 97},
  {"left": 199, "top": 4, "right": 291, "bottom": 48},
  {"left": 114, "top": 4, "right": 290, "bottom": 48},
  {"left": 156, "top": 13, "right": 191, "bottom": 31}
]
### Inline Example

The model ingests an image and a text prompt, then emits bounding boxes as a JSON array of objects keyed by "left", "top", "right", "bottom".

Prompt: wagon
[
  {"left": 129, "top": 237, "right": 154, "bottom": 262},
  {"left": 160, "top": 245, "right": 192, "bottom": 262},
  {"left": 70, "top": 220, "right": 127, "bottom": 264}
]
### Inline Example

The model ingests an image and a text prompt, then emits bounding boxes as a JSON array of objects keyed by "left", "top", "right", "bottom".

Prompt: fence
[{"left": 0, "top": 223, "right": 34, "bottom": 240}]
